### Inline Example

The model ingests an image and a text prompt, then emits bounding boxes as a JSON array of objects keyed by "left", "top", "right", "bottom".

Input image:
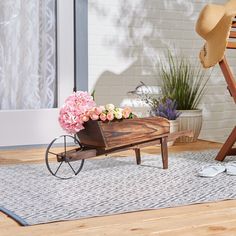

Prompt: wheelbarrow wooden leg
[
  {"left": 134, "top": 148, "right": 141, "bottom": 165},
  {"left": 215, "top": 126, "right": 236, "bottom": 161},
  {"left": 160, "top": 136, "right": 168, "bottom": 169}
]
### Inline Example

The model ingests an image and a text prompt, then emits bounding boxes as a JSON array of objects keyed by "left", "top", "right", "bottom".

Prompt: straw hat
[{"left": 195, "top": 0, "right": 236, "bottom": 68}]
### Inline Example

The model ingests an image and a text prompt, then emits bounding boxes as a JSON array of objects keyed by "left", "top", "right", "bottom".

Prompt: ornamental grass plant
[{"left": 160, "top": 51, "right": 209, "bottom": 110}]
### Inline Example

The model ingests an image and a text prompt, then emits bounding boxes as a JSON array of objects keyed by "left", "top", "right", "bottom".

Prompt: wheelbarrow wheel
[{"left": 45, "top": 135, "right": 85, "bottom": 179}]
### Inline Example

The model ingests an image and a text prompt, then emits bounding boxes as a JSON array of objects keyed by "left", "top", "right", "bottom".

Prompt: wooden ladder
[{"left": 215, "top": 19, "right": 236, "bottom": 161}]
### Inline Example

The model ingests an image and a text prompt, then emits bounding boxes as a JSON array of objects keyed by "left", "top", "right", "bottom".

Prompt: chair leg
[
  {"left": 216, "top": 58, "right": 236, "bottom": 161},
  {"left": 215, "top": 126, "right": 236, "bottom": 161},
  {"left": 160, "top": 137, "right": 168, "bottom": 169}
]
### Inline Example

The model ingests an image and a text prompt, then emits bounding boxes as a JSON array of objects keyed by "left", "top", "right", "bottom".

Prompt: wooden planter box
[{"left": 77, "top": 116, "right": 170, "bottom": 150}]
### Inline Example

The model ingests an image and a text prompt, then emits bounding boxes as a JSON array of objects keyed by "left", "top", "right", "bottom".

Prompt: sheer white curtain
[{"left": 0, "top": 0, "right": 56, "bottom": 110}]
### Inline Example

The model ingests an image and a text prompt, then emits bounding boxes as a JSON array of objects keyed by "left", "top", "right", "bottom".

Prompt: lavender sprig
[{"left": 153, "top": 98, "right": 181, "bottom": 120}]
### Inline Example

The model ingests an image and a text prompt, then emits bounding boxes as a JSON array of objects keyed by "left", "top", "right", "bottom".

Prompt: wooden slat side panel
[
  {"left": 232, "top": 22, "right": 236, "bottom": 28},
  {"left": 229, "top": 31, "right": 236, "bottom": 38},
  {"left": 77, "top": 121, "right": 106, "bottom": 148},
  {"left": 99, "top": 117, "right": 170, "bottom": 149},
  {"left": 226, "top": 42, "right": 236, "bottom": 49}
]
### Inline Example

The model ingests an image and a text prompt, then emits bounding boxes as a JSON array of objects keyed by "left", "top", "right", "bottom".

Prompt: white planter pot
[
  {"left": 168, "top": 119, "right": 179, "bottom": 146},
  {"left": 177, "top": 109, "right": 203, "bottom": 143}
]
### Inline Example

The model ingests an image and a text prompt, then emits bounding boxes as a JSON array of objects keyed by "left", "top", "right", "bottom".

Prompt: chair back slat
[
  {"left": 229, "top": 31, "right": 236, "bottom": 38},
  {"left": 227, "top": 42, "right": 236, "bottom": 49},
  {"left": 231, "top": 21, "right": 236, "bottom": 28}
]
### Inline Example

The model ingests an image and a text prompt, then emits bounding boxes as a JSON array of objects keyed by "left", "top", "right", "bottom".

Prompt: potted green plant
[{"left": 159, "top": 51, "right": 210, "bottom": 142}]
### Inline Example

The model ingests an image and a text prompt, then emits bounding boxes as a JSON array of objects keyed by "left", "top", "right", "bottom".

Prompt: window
[{"left": 0, "top": 0, "right": 57, "bottom": 110}]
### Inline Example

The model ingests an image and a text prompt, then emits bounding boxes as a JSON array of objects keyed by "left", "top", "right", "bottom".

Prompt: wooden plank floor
[{"left": 1, "top": 140, "right": 236, "bottom": 236}]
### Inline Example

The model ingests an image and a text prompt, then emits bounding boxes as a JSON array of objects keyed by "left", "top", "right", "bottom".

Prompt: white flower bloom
[
  {"left": 105, "top": 103, "right": 115, "bottom": 111},
  {"left": 114, "top": 110, "right": 123, "bottom": 119}
]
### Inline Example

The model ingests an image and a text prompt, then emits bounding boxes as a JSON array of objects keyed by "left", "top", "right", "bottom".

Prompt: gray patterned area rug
[{"left": 0, "top": 149, "right": 236, "bottom": 226}]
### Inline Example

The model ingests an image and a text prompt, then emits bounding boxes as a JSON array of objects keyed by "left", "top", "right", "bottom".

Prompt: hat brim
[{"left": 199, "top": 12, "right": 236, "bottom": 68}]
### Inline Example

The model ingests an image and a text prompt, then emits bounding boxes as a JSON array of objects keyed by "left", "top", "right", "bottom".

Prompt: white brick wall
[{"left": 88, "top": 0, "right": 236, "bottom": 143}]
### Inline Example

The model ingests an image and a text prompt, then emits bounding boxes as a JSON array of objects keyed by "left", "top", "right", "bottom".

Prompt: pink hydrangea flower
[{"left": 58, "top": 91, "right": 96, "bottom": 134}]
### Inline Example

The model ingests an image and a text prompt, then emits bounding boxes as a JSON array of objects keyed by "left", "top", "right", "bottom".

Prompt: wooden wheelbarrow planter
[{"left": 45, "top": 117, "right": 192, "bottom": 179}]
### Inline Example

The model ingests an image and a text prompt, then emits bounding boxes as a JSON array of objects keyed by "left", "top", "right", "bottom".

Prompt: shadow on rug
[{"left": 0, "top": 149, "right": 236, "bottom": 226}]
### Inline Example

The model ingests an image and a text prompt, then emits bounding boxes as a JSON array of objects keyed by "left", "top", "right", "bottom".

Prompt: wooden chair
[{"left": 215, "top": 19, "right": 236, "bottom": 161}]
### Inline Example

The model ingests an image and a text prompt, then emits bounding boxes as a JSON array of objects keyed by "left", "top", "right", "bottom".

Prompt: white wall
[{"left": 88, "top": 0, "right": 236, "bottom": 143}]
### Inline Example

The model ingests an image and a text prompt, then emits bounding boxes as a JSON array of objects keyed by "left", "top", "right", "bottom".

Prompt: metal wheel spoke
[
  {"left": 64, "top": 136, "right": 67, "bottom": 154},
  {"left": 48, "top": 151, "right": 58, "bottom": 156},
  {"left": 54, "top": 161, "right": 63, "bottom": 175},
  {"left": 67, "top": 162, "right": 76, "bottom": 174},
  {"left": 48, "top": 151, "right": 64, "bottom": 159}
]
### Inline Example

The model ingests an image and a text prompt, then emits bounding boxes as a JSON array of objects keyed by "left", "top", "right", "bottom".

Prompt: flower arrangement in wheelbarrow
[{"left": 59, "top": 91, "right": 135, "bottom": 134}]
